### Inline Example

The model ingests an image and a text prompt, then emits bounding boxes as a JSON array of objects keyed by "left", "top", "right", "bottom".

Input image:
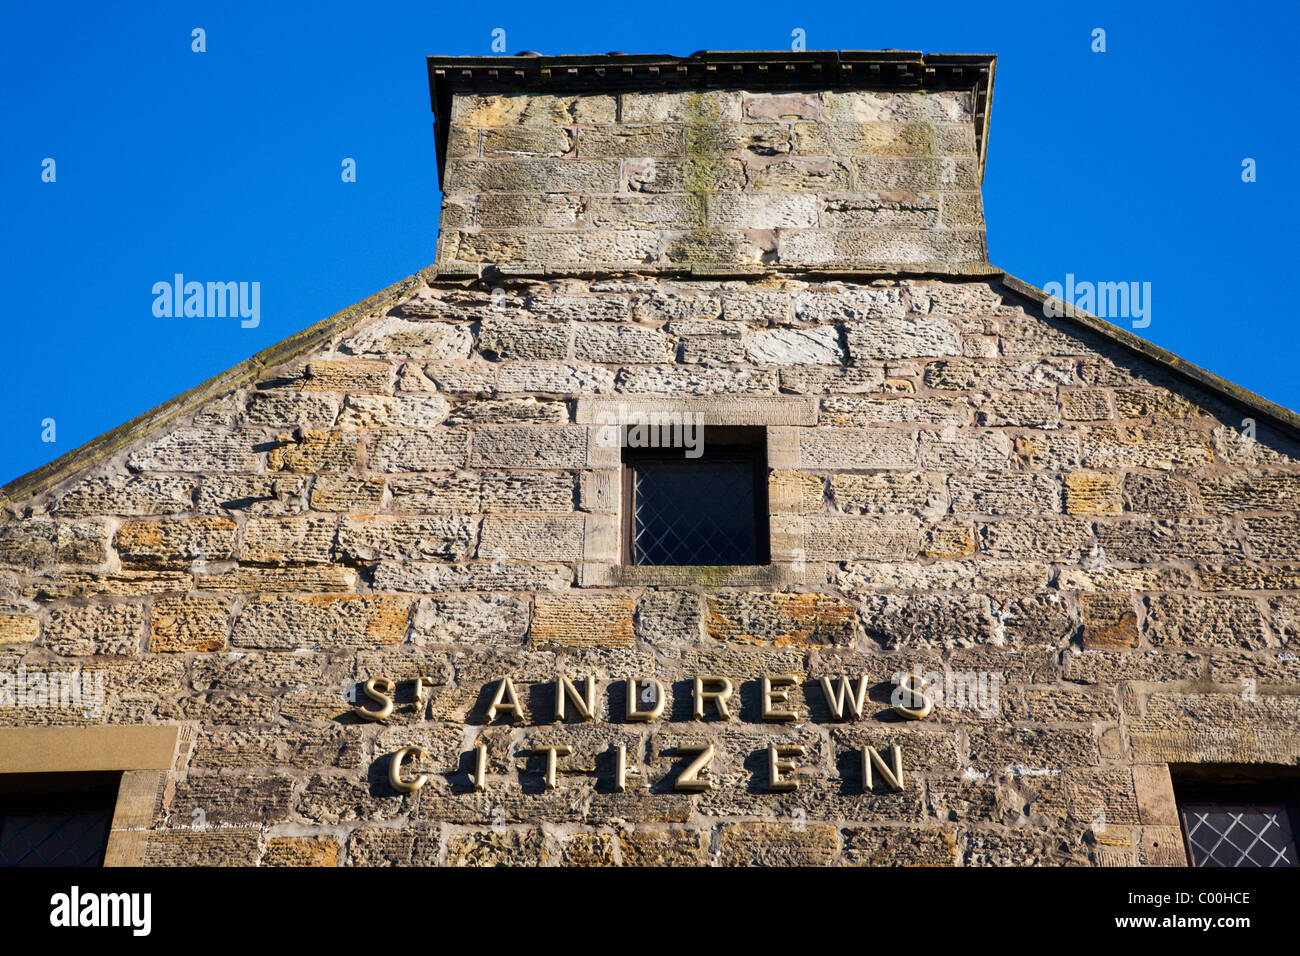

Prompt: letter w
[{"left": 820, "top": 675, "right": 869, "bottom": 721}]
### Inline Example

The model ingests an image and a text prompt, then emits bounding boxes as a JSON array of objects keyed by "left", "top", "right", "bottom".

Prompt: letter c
[{"left": 389, "top": 746, "right": 428, "bottom": 793}]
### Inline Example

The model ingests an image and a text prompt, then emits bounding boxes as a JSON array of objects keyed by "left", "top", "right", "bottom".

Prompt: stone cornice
[{"left": 427, "top": 50, "right": 997, "bottom": 184}]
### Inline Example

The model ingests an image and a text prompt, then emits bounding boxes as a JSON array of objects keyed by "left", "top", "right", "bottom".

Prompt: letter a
[{"left": 487, "top": 676, "right": 522, "bottom": 722}]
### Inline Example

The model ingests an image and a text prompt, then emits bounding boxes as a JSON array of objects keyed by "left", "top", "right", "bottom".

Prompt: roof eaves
[
  {"left": 0, "top": 266, "right": 438, "bottom": 511},
  {"left": 998, "top": 271, "right": 1300, "bottom": 436}
]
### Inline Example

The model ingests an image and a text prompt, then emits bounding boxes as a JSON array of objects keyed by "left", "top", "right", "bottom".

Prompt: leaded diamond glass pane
[
  {"left": 632, "top": 458, "right": 757, "bottom": 566},
  {"left": 0, "top": 809, "right": 112, "bottom": 866},
  {"left": 1181, "top": 802, "right": 1299, "bottom": 867}
]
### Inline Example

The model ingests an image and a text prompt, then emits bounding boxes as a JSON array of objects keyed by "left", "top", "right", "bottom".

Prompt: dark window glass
[
  {"left": 1174, "top": 771, "right": 1300, "bottom": 868},
  {"left": 624, "top": 430, "right": 767, "bottom": 567},
  {"left": 1180, "top": 802, "right": 1299, "bottom": 867},
  {"left": 0, "top": 772, "right": 119, "bottom": 867}
]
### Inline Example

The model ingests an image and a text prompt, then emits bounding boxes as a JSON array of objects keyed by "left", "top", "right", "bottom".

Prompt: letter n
[{"left": 862, "top": 744, "right": 905, "bottom": 793}]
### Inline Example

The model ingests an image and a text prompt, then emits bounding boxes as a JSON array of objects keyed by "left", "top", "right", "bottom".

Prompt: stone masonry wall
[
  {"left": 2, "top": 275, "right": 1299, "bottom": 866},
  {"left": 437, "top": 89, "right": 986, "bottom": 270}
]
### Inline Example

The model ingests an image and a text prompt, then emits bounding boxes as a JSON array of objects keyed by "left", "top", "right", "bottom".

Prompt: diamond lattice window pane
[
  {"left": 1181, "top": 802, "right": 1299, "bottom": 867},
  {"left": 0, "top": 809, "right": 112, "bottom": 866},
  {"left": 632, "top": 458, "right": 757, "bottom": 566}
]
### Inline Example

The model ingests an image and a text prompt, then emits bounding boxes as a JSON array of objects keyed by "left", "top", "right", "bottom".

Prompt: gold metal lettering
[
  {"left": 555, "top": 675, "right": 596, "bottom": 722},
  {"left": 354, "top": 677, "right": 395, "bottom": 722},
  {"left": 761, "top": 674, "right": 799, "bottom": 721},
  {"left": 862, "top": 744, "right": 905, "bottom": 792},
  {"left": 768, "top": 744, "right": 805, "bottom": 792},
  {"left": 891, "top": 673, "right": 933, "bottom": 721},
  {"left": 820, "top": 675, "right": 869, "bottom": 721},
  {"left": 674, "top": 743, "right": 716, "bottom": 792},
  {"left": 388, "top": 746, "right": 428, "bottom": 793},
  {"left": 537, "top": 745, "right": 573, "bottom": 790},
  {"left": 473, "top": 741, "right": 487, "bottom": 791},
  {"left": 625, "top": 677, "right": 666, "bottom": 722},
  {"left": 487, "top": 676, "right": 522, "bottom": 722},
  {"left": 693, "top": 676, "right": 733, "bottom": 720},
  {"left": 414, "top": 675, "right": 437, "bottom": 707}
]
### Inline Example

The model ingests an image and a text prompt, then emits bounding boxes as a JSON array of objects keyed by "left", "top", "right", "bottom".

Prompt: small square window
[
  {"left": 1173, "top": 768, "right": 1300, "bottom": 867},
  {"left": 0, "top": 772, "right": 120, "bottom": 867},
  {"left": 622, "top": 427, "right": 768, "bottom": 567}
]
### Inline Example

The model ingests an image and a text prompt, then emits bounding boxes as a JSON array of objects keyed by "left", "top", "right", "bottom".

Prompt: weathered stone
[
  {"left": 196, "top": 565, "right": 357, "bottom": 593},
  {"left": 1145, "top": 595, "right": 1269, "bottom": 650},
  {"left": 478, "top": 318, "right": 569, "bottom": 361},
  {"left": 615, "top": 364, "right": 778, "bottom": 396},
  {"left": 470, "top": 426, "right": 589, "bottom": 468},
  {"left": 1082, "top": 424, "right": 1214, "bottom": 470},
  {"left": 369, "top": 429, "right": 470, "bottom": 471},
  {"left": 343, "top": 317, "right": 474, "bottom": 359},
  {"left": 56, "top": 475, "right": 197, "bottom": 516},
  {"left": 635, "top": 590, "right": 704, "bottom": 645},
  {"left": 338, "top": 394, "right": 450, "bottom": 428},
  {"left": 412, "top": 594, "right": 529, "bottom": 645},
  {"left": 1079, "top": 593, "right": 1138, "bottom": 649},
  {"left": 924, "top": 358, "right": 1073, "bottom": 391},
  {"left": 846, "top": 317, "right": 959, "bottom": 360},
  {"left": 918, "top": 430, "right": 1011, "bottom": 470},
  {"left": 859, "top": 593, "right": 996, "bottom": 648},
  {"left": 267, "top": 430, "right": 360, "bottom": 473},
  {"left": 126, "top": 428, "right": 261, "bottom": 473},
  {"left": 746, "top": 326, "right": 845, "bottom": 365},
  {"left": 241, "top": 516, "right": 337, "bottom": 565},
  {"left": 310, "top": 475, "right": 386, "bottom": 512},
  {"left": 298, "top": 359, "right": 392, "bottom": 393},
  {"left": 1064, "top": 472, "right": 1122, "bottom": 516},
  {"left": 531, "top": 595, "right": 634, "bottom": 647},
  {"left": 706, "top": 592, "right": 856, "bottom": 647},
  {"left": 776, "top": 515, "right": 918, "bottom": 561},
  {"left": 574, "top": 324, "right": 671, "bottom": 364},
  {"left": 196, "top": 476, "right": 310, "bottom": 515},
  {"left": 1122, "top": 473, "right": 1196, "bottom": 516},
  {"left": 820, "top": 396, "right": 968, "bottom": 426},
  {"left": 842, "top": 826, "right": 959, "bottom": 866},
  {"left": 949, "top": 473, "right": 1058, "bottom": 515},
  {"left": 57, "top": 519, "right": 111, "bottom": 566},
  {"left": 445, "top": 398, "right": 568, "bottom": 425},
  {"left": 981, "top": 518, "right": 1094, "bottom": 560},
  {"left": 336, "top": 515, "right": 478, "bottom": 562},
  {"left": 44, "top": 603, "right": 144, "bottom": 656},
  {"left": 445, "top": 829, "right": 547, "bottom": 867},
  {"left": 1095, "top": 519, "right": 1239, "bottom": 562},
  {"left": 1060, "top": 388, "right": 1112, "bottom": 421},
  {"left": 619, "top": 829, "right": 706, "bottom": 866},
  {"left": 974, "top": 392, "right": 1060, "bottom": 427},
  {"left": 262, "top": 837, "right": 339, "bottom": 867},
  {"left": 151, "top": 597, "right": 229, "bottom": 652},
  {"left": 243, "top": 390, "right": 341, "bottom": 427},
  {"left": 718, "top": 822, "right": 837, "bottom": 866},
  {"left": 372, "top": 562, "right": 572, "bottom": 592},
  {"left": 799, "top": 429, "right": 916, "bottom": 469},
  {"left": 0, "top": 614, "right": 39, "bottom": 645},
  {"left": 232, "top": 595, "right": 411, "bottom": 649},
  {"left": 497, "top": 363, "right": 616, "bottom": 394},
  {"left": 115, "top": 517, "right": 237, "bottom": 567}
]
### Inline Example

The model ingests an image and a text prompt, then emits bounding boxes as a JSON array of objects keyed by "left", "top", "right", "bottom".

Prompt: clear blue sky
[{"left": 2, "top": 0, "right": 1295, "bottom": 485}]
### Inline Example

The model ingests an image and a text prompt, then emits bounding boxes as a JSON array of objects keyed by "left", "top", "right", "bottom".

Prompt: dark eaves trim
[
  {"left": 426, "top": 50, "right": 997, "bottom": 186},
  {"left": 3, "top": 262, "right": 1296, "bottom": 510},
  {"left": 0, "top": 267, "right": 438, "bottom": 511}
]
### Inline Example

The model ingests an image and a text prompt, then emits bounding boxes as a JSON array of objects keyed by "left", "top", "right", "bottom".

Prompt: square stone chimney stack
[{"left": 427, "top": 51, "right": 995, "bottom": 273}]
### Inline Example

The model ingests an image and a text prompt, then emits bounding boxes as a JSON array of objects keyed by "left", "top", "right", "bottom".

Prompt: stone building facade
[{"left": 1, "top": 51, "right": 1299, "bottom": 868}]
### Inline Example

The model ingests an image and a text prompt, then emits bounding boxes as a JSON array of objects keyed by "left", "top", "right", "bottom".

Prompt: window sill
[{"left": 577, "top": 563, "right": 820, "bottom": 587}]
